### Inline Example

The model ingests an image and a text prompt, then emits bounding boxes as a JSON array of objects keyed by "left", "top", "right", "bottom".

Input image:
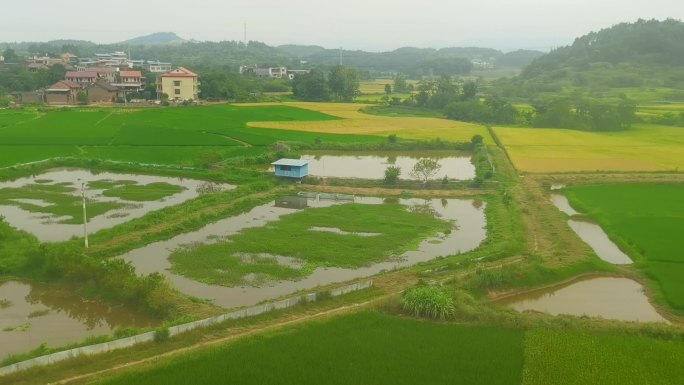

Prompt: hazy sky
[{"left": 3, "top": 0, "right": 682, "bottom": 51}]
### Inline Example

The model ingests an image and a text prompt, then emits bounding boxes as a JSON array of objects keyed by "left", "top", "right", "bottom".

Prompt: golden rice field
[
  {"left": 359, "top": 79, "right": 419, "bottom": 94},
  {"left": 494, "top": 124, "right": 684, "bottom": 173},
  {"left": 243, "top": 102, "right": 492, "bottom": 143}
]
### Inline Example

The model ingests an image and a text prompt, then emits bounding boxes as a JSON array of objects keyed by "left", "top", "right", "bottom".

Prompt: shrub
[
  {"left": 402, "top": 285, "right": 455, "bottom": 319},
  {"left": 384, "top": 165, "right": 401, "bottom": 184}
]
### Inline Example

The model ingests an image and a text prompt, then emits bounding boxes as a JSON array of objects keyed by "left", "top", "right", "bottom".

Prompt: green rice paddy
[
  {"left": 565, "top": 183, "right": 684, "bottom": 309},
  {"left": 0, "top": 105, "right": 384, "bottom": 167},
  {"left": 169, "top": 203, "right": 450, "bottom": 286},
  {"left": 94, "top": 311, "right": 684, "bottom": 385}
]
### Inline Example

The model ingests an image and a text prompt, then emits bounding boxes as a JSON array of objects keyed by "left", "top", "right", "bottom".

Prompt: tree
[
  {"left": 384, "top": 83, "right": 392, "bottom": 95},
  {"left": 462, "top": 80, "right": 477, "bottom": 100},
  {"left": 410, "top": 158, "right": 441, "bottom": 184},
  {"left": 328, "top": 65, "right": 360, "bottom": 101},
  {"left": 2, "top": 48, "right": 19, "bottom": 63},
  {"left": 394, "top": 74, "right": 408, "bottom": 93},
  {"left": 384, "top": 166, "right": 401, "bottom": 184},
  {"left": 76, "top": 91, "right": 88, "bottom": 105},
  {"left": 292, "top": 70, "right": 330, "bottom": 101}
]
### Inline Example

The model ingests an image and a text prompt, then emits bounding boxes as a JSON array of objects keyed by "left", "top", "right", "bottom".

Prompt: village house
[
  {"left": 86, "top": 80, "right": 118, "bottom": 103},
  {"left": 157, "top": 67, "right": 199, "bottom": 101},
  {"left": 113, "top": 70, "right": 145, "bottom": 92},
  {"left": 65, "top": 71, "right": 99, "bottom": 85},
  {"left": 45, "top": 80, "right": 82, "bottom": 105},
  {"left": 12, "top": 90, "right": 45, "bottom": 104},
  {"left": 84, "top": 67, "right": 118, "bottom": 83},
  {"left": 147, "top": 61, "right": 172, "bottom": 73}
]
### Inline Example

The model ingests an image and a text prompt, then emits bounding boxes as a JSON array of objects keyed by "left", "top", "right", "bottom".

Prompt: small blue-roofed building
[{"left": 272, "top": 159, "right": 309, "bottom": 179}]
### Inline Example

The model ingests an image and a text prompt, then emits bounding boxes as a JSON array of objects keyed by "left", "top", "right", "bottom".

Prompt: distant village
[
  {"left": 2, "top": 50, "right": 309, "bottom": 106},
  {"left": 4, "top": 51, "right": 201, "bottom": 105}
]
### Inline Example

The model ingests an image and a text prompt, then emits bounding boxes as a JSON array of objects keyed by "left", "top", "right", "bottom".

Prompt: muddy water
[
  {"left": 299, "top": 154, "right": 475, "bottom": 180},
  {"left": 499, "top": 276, "right": 667, "bottom": 323},
  {"left": 0, "top": 280, "right": 156, "bottom": 359},
  {"left": 549, "top": 192, "right": 633, "bottom": 265},
  {"left": 0, "top": 168, "right": 234, "bottom": 242},
  {"left": 121, "top": 197, "right": 486, "bottom": 309},
  {"left": 567, "top": 220, "right": 633, "bottom": 264},
  {"left": 550, "top": 194, "right": 580, "bottom": 216}
]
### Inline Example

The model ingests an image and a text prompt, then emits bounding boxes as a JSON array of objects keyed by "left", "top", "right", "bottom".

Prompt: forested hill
[{"left": 520, "top": 19, "right": 684, "bottom": 86}]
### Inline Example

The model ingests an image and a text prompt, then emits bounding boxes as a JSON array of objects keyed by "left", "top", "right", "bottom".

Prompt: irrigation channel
[
  {"left": 295, "top": 153, "right": 476, "bottom": 180},
  {"left": 500, "top": 187, "right": 665, "bottom": 323},
  {"left": 0, "top": 168, "right": 234, "bottom": 242},
  {"left": 120, "top": 195, "right": 487, "bottom": 308},
  {"left": 0, "top": 280, "right": 155, "bottom": 358}
]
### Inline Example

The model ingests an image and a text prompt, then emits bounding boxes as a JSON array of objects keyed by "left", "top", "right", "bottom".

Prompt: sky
[{"left": 3, "top": 0, "right": 683, "bottom": 51}]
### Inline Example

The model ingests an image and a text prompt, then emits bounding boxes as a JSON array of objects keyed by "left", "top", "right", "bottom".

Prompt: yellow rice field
[
  {"left": 243, "top": 102, "right": 492, "bottom": 143},
  {"left": 494, "top": 124, "right": 684, "bottom": 173}
]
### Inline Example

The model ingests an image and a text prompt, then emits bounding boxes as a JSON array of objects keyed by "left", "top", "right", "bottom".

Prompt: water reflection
[
  {"left": 498, "top": 276, "right": 667, "bottom": 323},
  {"left": 0, "top": 280, "right": 155, "bottom": 358}
]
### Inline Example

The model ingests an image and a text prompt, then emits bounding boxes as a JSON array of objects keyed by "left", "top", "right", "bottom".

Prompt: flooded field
[
  {"left": 498, "top": 276, "right": 667, "bottom": 323},
  {"left": 0, "top": 280, "right": 156, "bottom": 359},
  {"left": 0, "top": 168, "right": 233, "bottom": 242},
  {"left": 121, "top": 196, "right": 487, "bottom": 309},
  {"left": 549, "top": 191, "right": 633, "bottom": 265},
  {"left": 299, "top": 153, "right": 476, "bottom": 180}
]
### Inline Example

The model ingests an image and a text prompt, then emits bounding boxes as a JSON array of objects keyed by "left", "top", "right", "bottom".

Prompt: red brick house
[
  {"left": 45, "top": 80, "right": 82, "bottom": 105},
  {"left": 87, "top": 80, "right": 119, "bottom": 103}
]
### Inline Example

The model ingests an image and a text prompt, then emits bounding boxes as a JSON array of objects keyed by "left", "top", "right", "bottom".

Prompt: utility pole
[{"left": 81, "top": 182, "right": 89, "bottom": 248}]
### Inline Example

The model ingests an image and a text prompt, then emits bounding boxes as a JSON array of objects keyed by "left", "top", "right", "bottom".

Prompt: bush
[
  {"left": 384, "top": 165, "right": 401, "bottom": 184},
  {"left": 402, "top": 285, "right": 455, "bottom": 319}
]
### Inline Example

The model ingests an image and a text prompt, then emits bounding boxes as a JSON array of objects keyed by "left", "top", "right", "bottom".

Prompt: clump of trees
[
  {"left": 531, "top": 97, "right": 636, "bottom": 131},
  {"left": 410, "top": 158, "right": 442, "bottom": 184},
  {"left": 292, "top": 66, "right": 360, "bottom": 102},
  {"left": 384, "top": 166, "right": 401, "bottom": 184}
]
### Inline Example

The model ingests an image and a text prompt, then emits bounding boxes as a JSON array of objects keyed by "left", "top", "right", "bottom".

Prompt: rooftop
[{"left": 272, "top": 159, "right": 309, "bottom": 167}]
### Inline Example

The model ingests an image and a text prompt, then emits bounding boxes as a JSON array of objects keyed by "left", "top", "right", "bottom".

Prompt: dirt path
[{"left": 294, "top": 184, "right": 489, "bottom": 197}]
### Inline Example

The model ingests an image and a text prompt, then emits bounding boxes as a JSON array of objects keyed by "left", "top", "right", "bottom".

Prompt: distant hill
[
  {"left": 521, "top": 19, "right": 684, "bottom": 83},
  {"left": 120, "top": 32, "right": 186, "bottom": 46},
  {"left": 497, "top": 49, "right": 544, "bottom": 68},
  {"left": 276, "top": 45, "right": 326, "bottom": 58}
]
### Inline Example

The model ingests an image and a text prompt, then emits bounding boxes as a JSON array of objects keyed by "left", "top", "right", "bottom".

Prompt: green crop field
[
  {"left": 170, "top": 203, "right": 450, "bottom": 286},
  {"left": 523, "top": 329, "right": 684, "bottom": 385},
  {"left": 92, "top": 311, "right": 684, "bottom": 385},
  {"left": 564, "top": 183, "right": 684, "bottom": 308},
  {"left": 96, "top": 311, "right": 525, "bottom": 385},
  {"left": 0, "top": 105, "right": 384, "bottom": 168}
]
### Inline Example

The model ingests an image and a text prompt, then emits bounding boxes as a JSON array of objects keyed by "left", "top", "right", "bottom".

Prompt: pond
[
  {"left": 298, "top": 153, "right": 476, "bottom": 180},
  {"left": 549, "top": 191, "right": 633, "bottom": 265},
  {"left": 0, "top": 168, "right": 234, "bottom": 242},
  {"left": 120, "top": 195, "right": 487, "bottom": 309},
  {"left": 498, "top": 276, "right": 667, "bottom": 323},
  {"left": 0, "top": 280, "right": 156, "bottom": 359}
]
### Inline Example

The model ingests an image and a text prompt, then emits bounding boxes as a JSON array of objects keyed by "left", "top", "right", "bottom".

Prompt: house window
[
  {"left": 173, "top": 81, "right": 181, "bottom": 86},
  {"left": 174, "top": 89, "right": 181, "bottom": 95},
  {"left": 280, "top": 165, "right": 292, "bottom": 171}
]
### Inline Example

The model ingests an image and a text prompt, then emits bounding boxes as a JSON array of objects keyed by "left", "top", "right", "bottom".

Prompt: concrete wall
[{"left": 0, "top": 280, "right": 373, "bottom": 377}]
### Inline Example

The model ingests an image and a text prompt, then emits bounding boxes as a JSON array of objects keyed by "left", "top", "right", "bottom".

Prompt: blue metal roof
[{"left": 271, "top": 159, "right": 308, "bottom": 167}]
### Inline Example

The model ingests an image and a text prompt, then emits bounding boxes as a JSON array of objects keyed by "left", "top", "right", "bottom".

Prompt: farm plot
[
  {"left": 0, "top": 105, "right": 382, "bottom": 167},
  {"left": 494, "top": 124, "right": 684, "bottom": 172},
  {"left": 244, "top": 102, "right": 492, "bottom": 143},
  {"left": 523, "top": 329, "right": 684, "bottom": 385},
  {"left": 95, "top": 311, "right": 525, "bottom": 385},
  {"left": 564, "top": 183, "right": 684, "bottom": 309}
]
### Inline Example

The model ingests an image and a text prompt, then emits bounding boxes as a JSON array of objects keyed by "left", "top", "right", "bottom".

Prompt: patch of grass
[
  {"left": 95, "top": 311, "right": 525, "bottom": 385},
  {"left": 102, "top": 182, "right": 185, "bottom": 201},
  {"left": 0, "top": 298, "right": 11, "bottom": 308},
  {"left": 522, "top": 329, "right": 684, "bottom": 385},
  {"left": 0, "top": 183, "right": 123, "bottom": 224},
  {"left": 169, "top": 203, "right": 449, "bottom": 286}
]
